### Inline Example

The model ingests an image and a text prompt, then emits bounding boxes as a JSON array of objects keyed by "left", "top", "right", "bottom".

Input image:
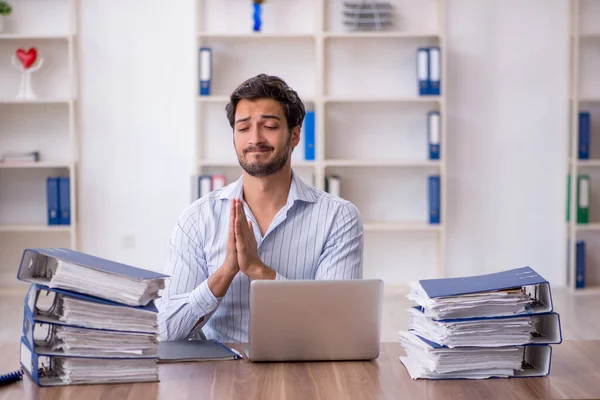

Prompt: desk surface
[{"left": 0, "top": 340, "right": 599, "bottom": 400}]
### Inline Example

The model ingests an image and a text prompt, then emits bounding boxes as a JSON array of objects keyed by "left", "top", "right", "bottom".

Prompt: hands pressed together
[{"left": 224, "top": 198, "right": 276, "bottom": 281}]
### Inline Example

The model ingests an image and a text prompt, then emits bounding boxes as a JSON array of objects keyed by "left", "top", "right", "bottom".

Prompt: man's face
[{"left": 233, "top": 98, "right": 300, "bottom": 178}]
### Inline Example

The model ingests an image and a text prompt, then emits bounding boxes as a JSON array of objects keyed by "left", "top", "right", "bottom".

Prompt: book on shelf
[
  {"left": 196, "top": 174, "right": 227, "bottom": 199},
  {"left": 15, "top": 248, "right": 170, "bottom": 386},
  {"left": 567, "top": 174, "right": 590, "bottom": 223},
  {"left": 399, "top": 267, "right": 561, "bottom": 380},
  {"left": 427, "top": 110, "right": 440, "bottom": 160},
  {"left": 46, "top": 177, "right": 70, "bottom": 226},
  {"left": 198, "top": 47, "right": 212, "bottom": 96},
  {"left": 325, "top": 175, "right": 341, "bottom": 197},
  {"left": 579, "top": 111, "right": 590, "bottom": 160},
  {"left": 417, "top": 47, "right": 441, "bottom": 96}
]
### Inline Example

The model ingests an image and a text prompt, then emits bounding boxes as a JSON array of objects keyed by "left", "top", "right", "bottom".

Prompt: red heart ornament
[{"left": 16, "top": 48, "right": 37, "bottom": 69}]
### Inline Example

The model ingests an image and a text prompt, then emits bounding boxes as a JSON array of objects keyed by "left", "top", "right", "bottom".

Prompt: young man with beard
[{"left": 158, "top": 74, "right": 364, "bottom": 343}]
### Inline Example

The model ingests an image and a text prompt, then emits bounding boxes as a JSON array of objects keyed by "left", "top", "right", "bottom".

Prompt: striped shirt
[{"left": 158, "top": 170, "right": 364, "bottom": 343}]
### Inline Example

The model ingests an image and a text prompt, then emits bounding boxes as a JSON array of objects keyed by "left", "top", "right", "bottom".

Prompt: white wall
[
  {"left": 446, "top": 0, "right": 569, "bottom": 285},
  {"left": 78, "top": 0, "right": 196, "bottom": 272},
  {"left": 76, "top": 0, "right": 570, "bottom": 286}
]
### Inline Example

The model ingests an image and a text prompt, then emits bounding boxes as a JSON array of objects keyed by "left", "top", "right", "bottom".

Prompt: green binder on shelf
[
  {"left": 567, "top": 174, "right": 591, "bottom": 223},
  {"left": 577, "top": 174, "right": 590, "bottom": 224}
]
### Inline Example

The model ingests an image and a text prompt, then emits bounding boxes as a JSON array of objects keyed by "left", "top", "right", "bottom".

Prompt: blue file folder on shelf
[
  {"left": 576, "top": 240, "right": 586, "bottom": 289},
  {"left": 16, "top": 248, "right": 168, "bottom": 307},
  {"left": 579, "top": 112, "right": 590, "bottom": 160},
  {"left": 427, "top": 111, "right": 440, "bottom": 160},
  {"left": 428, "top": 47, "right": 441, "bottom": 95},
  {"left": 46, "top": 177, "right": 59, "bottom": 225},
  {"left": 304, "top": 110, "right": 315, "bottom": 161},
  {"left": 58, "top": 177, "right": 70, "bottom": 225},
  {"left": 428, "top": 175, "right": 440, "bottom": 224},
  {"left": 417, "top": 47, "right": 429, "bottom": 95},
  {"left": 199, "top": 47, "right": 212, "bottom": 96}
]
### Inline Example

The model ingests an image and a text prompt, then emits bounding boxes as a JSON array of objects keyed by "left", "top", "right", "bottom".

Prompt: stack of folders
[
  {"left": 399, "top": 267, "right": 562, "bottom": 380},
  {"left": 15, "top": 248, "right": 169, "bottom": 386}
]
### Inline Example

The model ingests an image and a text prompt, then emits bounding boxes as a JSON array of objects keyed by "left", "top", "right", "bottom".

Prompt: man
[{"left": 158, "top": 74, "right": 364, "bottom": 343}]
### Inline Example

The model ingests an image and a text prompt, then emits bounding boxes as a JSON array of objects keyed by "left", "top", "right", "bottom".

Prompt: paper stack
[
  {"left": 15, "top": 248, "right": 168, "bottom": 386},
  {"left": 399, "top": 267, "right": 562, "bottom": 379}
]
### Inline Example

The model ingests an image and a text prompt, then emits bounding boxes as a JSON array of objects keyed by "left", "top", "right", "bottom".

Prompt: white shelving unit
[
  {"left": 0, "top": 0, "right": 79, "bottom": 288},
  {"left": 567, "top": 0, "right": 600, "bottom": 292},
  {"left": 195, "top": 0, "right": 446, "bottom": 285}
]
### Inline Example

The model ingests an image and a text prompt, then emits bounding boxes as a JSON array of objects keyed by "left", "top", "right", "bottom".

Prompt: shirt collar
[{"left": 219, "top": 170, "right": 316, "bottom": 204}]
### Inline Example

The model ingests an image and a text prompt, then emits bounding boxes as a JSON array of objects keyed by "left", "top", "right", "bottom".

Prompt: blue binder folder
[
  {"left": 400, "top": 331, "right": 553, "bottom": 379},
  {"left": 199, "top": 47, "right": 212, "bottom": 96},
  {"left": 46, "top": 177, "right": 59, "bottom": 225},
  {"left": 428, "top": 47, "right": 441, "bottom": 96},
  {"left": 579, "top": 111, "right": 590, "bottom": 159},
  {"left": 417, "top": 266, "right": 553, "bottom": 314},
  {"left": 16, "top": 248, "right": 168, "bottom": 306},
  {"left": 304, "top": 110, "right": 315, "bottom": 160},
  {"left": 58, "top": 177, "right": 70, "bottom": 225},
  {"left": 19, "top": 336, "right": 159, "bottom": 386},
  {"left": 428, "top": 175, "right": 440, "bottom": 224},
  {"left": 23, "top": 283, "right": 158, "bottom": 332},
  {"left": 417, "top": 47, "right": 430, "bottom": 95},
  {"left": 427, "top": 111, "right": 440, "bottom": 160},
  {"left": 576, "top": 240, "right": 586, "bottom": 289}
]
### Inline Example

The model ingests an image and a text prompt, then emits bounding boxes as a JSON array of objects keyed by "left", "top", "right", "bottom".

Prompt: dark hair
[{"left": 225, "top": 74, "right": 306, "bottom": 133}]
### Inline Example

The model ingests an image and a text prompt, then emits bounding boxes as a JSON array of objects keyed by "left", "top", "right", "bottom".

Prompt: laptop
[{"left": 246, "top": 279, "right": 384, "bottom": 362}]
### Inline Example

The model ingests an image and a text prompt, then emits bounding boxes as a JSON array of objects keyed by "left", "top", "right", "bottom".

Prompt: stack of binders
[
  {"left": 399, "top": 267, "right": 562, "bottom": 379},
  {"left": 15, "top": 248, "right": 168, "bottom": 386}
]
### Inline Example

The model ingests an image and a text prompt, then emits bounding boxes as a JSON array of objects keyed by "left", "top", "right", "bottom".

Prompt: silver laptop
[{"left": 246, "top": 279, "right": 384, "bottom": 362}]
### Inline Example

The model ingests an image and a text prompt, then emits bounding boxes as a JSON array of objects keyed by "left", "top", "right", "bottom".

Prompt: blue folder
[
  {"left": 19, "top": 336, "right": 159, "bottom": 386},
  {"left": 405, "top": 331, "right": 553, "bottom": 378},
  {"left": 410, "top": 306, "right": 563, "bottom": 345},
  {"left": 23, "top": 283, "right": 158, "bottom": 332},
  {"left": 17, "top": 248, "right": 168, "bottom": 285},
  {"left": 417, "top": 266, "right": 553, "bottom": 314}
]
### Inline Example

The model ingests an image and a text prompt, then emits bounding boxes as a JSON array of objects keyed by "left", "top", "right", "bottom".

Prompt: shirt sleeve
[
  {"left": 157, "top": 205, "right": 222, "bottom": 341},
  {"left": 314, "top": 202, "right": 364, "bottom": 280}
]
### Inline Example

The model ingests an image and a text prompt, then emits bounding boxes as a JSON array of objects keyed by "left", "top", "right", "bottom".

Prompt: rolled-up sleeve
[{"left": 158, "top": 206, "right": 222, "bottom": 340}]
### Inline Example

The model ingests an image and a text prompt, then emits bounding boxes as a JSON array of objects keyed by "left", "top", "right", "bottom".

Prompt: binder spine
[
  {"left": 304, "top": 110, "right": 315, "bottom": 161},
  {"left": 46, "top": 177, "right": 59, "bottom": 225},
  {"left": 577, "top": 174, "right": 590, "bottom": 224},
  {"left": 427, "top": 111, "right": 441, "bottom": 160},
  {"left": 428, "top": 175, "right": 440, "bottom": 224},
  {"left": 417, "top": 47, "right": 430, "bottom": 95},
  {"left": 429, "top": 47, "right": 441, "bottom": 96},
  {"left": 58, "top": 177, "right": 70, "bottom": 225},
  {"left": 578, "top": 111, "right": 590, "bottom": 159},
  {"left": 199, "top": 47, "right": 212, "bottom": 96},
  {"left": 576, "top": 240, "right": 586, "bottom": 289}
]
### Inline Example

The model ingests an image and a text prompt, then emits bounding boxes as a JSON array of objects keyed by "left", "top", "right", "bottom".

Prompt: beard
[{"left": 237, "top": 137, "right": 291, "bottom": 178}]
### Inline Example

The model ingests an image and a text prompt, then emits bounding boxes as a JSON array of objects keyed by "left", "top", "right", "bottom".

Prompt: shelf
[
  {"left": 0, "top": 224, "right": 72, "bottom": 233},
  {"left": 576, "top": 223, "right": 600, "bottom": 232},
  {"left": 324, "top": 159, "right": 441, "bottom": 168},
  {"left": 197, "top": 96, "right": 230, "bottom": 103},
  {"left": 0, "top": 99, "right": 73, "bottom": 105},
  {"left": 0, "top": 33, "right": 72, "bottom": 40},
  {"left": 324, "top": 96, "right": 442, "bottom": 104},
  {"left": 577, "top": 97, "right": 600, "bottom": 103},
  {"left": 363, "top": 222, "right": 442, "bottom": 232},
  {"left": 0, "top": 161, "right": 72, "bottom": 169},
  {"left": 198, "top": 33, "right": 314, "bottom": 40},
  {"left": 198, "top": 160, "right": 316, "bottom": 168},
  {"left": 573, "top": 159, "right": 600, "bottom": 167},
  {"left": 324, "top": 31, "right": 439, "bottom": 39}
]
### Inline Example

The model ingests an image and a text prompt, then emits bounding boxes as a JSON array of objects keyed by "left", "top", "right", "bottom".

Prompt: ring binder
[{"left": 0, "top": 369, "right": 24, "bottom": 386}]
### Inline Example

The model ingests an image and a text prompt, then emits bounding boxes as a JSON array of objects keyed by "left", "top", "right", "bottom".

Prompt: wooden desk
[{"left": 1, "top": 341, "right": 599, "bottom": 400}]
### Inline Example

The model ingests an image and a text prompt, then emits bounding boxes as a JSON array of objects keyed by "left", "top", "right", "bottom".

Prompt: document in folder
[
  {"left": 407, "top": 267, "right": 553, "bottom": 319},
  {"left": 17, "top": 248, "right": 168, "bottom": 307}
]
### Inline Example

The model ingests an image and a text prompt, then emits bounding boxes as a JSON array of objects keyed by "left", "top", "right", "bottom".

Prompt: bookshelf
[
  {"left": 195, "top": 0, "right": 446, "bottom": 285},
  {"left": 0, "top": 0, "right": 79, "bottom": 288},
  {"left": 567, "top": 0, "right": 600, "bottom": 292}
]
